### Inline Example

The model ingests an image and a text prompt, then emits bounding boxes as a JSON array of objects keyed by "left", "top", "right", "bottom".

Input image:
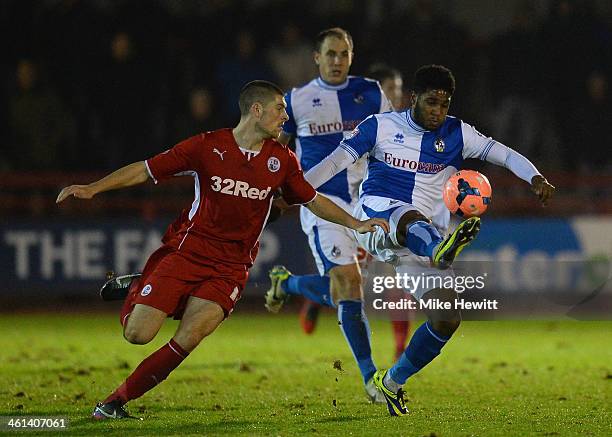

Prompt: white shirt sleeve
[
  {"left": 484, "top": 143, "right": 541, "bottom": 184},
  {"left": 304, "top": 147, "right": 355, "bottom": 189},
  {"left": 461, "top": 120, "right": 540, "bottom": 184},
  {"left": 461, "top": 121, "right": 498, "bottom": 160},
  {"left": 305, "top": 115, "right": 379, "bottom": 189}
]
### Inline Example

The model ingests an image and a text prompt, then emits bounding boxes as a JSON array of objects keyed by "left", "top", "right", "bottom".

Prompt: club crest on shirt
[
  {"left": 141, "top": 284, "right": 152, "bottom": 296},
  {"left": 267, "top": 157, "right": 281, "bottom": 172},
  {"left": 434, "top": 138, "right": 445, "bottom": 152},
  {"left": 331, "top": 246, "right": 342, "bottom": 258}
]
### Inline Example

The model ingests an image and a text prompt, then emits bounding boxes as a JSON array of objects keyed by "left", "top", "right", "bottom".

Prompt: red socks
[
  {"left": 104, "top": 339, "right": 189, "bottom": 405},
  {"left": 392, "top": 320, "right": 411, "bottom": 359}
]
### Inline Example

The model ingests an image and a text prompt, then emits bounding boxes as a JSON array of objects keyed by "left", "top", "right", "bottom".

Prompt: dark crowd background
[{"left": 1, "top": 0, "right": 611, "bottom": 174}]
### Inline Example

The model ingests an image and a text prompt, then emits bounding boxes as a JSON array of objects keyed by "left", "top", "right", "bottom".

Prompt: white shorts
[
  {"left": 300, "top": 197, "right": 359, "bottom": 276},
  {"left": 353, "top": 195, "right": 454, "bottom": 300}
]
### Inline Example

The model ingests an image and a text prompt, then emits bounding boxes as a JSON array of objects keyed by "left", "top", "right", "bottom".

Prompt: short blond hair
[{"left": 315, "top": 27, "right": 353, "bottom": 52}]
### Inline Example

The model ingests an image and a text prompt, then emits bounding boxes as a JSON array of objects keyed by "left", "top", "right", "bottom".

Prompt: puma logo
[{"left": 213, "top": 148, "right": 227, "bottom": 160}]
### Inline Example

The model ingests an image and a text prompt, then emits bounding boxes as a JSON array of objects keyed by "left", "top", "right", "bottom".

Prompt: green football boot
[
  {"left": 433, "top": 216, "right": 481, "bottom": 269},
  {"left": 372, "top": 369, "right": 408, "bottom": 416},
  {"left": 264, "top": 265, "right": 291, "bottom": 313}
]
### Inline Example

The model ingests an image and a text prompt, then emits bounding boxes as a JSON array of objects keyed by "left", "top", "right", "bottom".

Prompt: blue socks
[
  {"left": 282, "top": 274, "right": 333, "bottom": 307},
  {"left": 404, "top": 221, "right": 443, "bottom": 258},
  {"left": 388, "top": 321, "right": 451, "bottom": 386},
  {"left": 283, "top": 276, "right": 376, "bottom": 384},
  {"left": 338, "top": 300, "right": 377, "bottom": 384}
]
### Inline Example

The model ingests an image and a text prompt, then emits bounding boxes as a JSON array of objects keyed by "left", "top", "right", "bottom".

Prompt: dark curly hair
[{"left": 413, "top": 64, "right": 455, "bottom": 95}]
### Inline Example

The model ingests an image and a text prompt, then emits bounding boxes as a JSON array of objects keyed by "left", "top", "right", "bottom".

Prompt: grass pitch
[{"left": 0, "top": 312, "right": 610, "bottom": 436}]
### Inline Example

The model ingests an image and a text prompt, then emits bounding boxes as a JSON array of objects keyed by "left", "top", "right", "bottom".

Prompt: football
[{"left": 443, "top": 170, "right": 492, "bottom": 217}]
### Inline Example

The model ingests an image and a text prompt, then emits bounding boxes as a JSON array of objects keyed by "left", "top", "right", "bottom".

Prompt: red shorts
[{"left": 119, "top": 245, "right": 247, "bottom": 326}]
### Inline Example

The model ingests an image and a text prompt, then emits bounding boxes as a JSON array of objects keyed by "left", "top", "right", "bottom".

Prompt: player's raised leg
[
  {"left": 265, "top": 266, "right": 332, "bottom": 313},
  {"left": 100, "top": 272, "right": 141, "bottom": 301},
  {"left": 264, "top": 267, "right": 326, "bottom": 334},
  {"left": 264, "top": 220, "right": 349, "bottom": 316},
  {"left": 395, "top": 210, "right": 481, "bottom": 270}
]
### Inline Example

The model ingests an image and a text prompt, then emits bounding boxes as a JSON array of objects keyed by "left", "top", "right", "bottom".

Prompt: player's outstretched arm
[
  {"left": 480, "top": 142, "right": 555, "bottom": 206},
  {"left": 305, "top": 193, "right": 389, "bottom": 234},
  {"left": 462, "top": 123, "right": 555, "bottom": 206},
  {"left": 305, "top": 115, "right": 377, "bottom": 188},
  {"left": 56, "top": 161, "right": 149, "bottom": 203},
  {"left": 304, "top": 146, "right": 355, "bottom": 189}
]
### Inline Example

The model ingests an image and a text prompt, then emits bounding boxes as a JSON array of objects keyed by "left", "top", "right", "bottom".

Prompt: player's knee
[
  {"left": 396, "top": 211, "right": 430, "bottom": 246},
  {"left": 123, "top": 326, "right": 155, "bottom": 345},
  {"left": 430, "top": 318, "right": 461, "bottom": 338},
  {"left": 330, "top": 268, "right": 362, "bottom": 301}
]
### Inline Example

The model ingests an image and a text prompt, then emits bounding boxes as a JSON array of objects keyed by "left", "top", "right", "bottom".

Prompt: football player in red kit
[{"left": 56, "top": 80, "right": 389, "bottom": 419}]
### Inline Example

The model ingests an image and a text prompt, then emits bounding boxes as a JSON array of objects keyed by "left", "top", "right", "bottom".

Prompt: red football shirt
[{"left": 146, "top": 128, "right": 316, "bottom": 266}]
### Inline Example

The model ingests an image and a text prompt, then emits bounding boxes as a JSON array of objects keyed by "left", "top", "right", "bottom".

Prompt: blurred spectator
[
  {"left": 487, "top": 1, "right": 541, "bottom": 158},
  {"left": 267, "top": 23, "right": 317, "bottom": 91},
  {"left": 215, "top": 30, "right": 277, "bottom": 123},
  {"left": 173, "top": 87, "right": 221, "bottom": 142},
  {"left": 1, "top": 1, "right": 611, "bottom": 174},
  {"left": 39, "top": 0, "right": 101, "bottom": 102},
  {"left": 94, "top": 31, "right": 154, "bottom": 169},
  {"left": 540, "top": 0, "right": 612, "bottom": 167},
  {"left": 573, "top": 71, "right": 611, "bottom": 171},
  {"left": 6, "top": 59, "right": 75, "bottom": 170},
  {"left": 367, "top": 63, "right": 404, "bottom": 110}
]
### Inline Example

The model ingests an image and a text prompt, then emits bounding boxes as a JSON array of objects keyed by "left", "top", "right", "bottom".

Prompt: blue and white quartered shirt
[
  {"left": 306, "top": 109, "right": 540, "bottom": 232},
  {"left": 283, "top": 76, "right": 392, "bottom": 205}
]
